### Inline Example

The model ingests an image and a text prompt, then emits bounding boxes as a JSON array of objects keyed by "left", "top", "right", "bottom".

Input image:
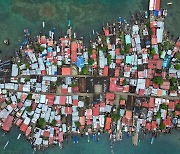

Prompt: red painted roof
[
  {"left": 25, "top": 126, "right": 31, "bottom": 136},
  {"left": 154, "top": 0, "right": 160, "bottom": 11},
  {"left": 85, "top": 109, "right": 92, "bottom": 119},
  {"left": 16, "top": 119, "right": 23, "bottom": 126},
  {"left": 142, "top": 102, "right": 149, "bottom": 108},
  {"left": 139, "top": 89, "right": 145, "bottom": 96},
  {"left": 151, "top": 27, "right": 156, "bottom": 38},
  {"left": 125, "top": 110, "right": 132, "bottom": 119},
  {"left": 104, "top": 29, "right": 109, "bottom": 36},
  {"left": 145, "top": 79, "right": 151, "bottom": 88},
  {"left": 2, "top": 115, "right": 14, "bottom": 131},
  {"left": 62, "top": 67, "right": 71, "bottom": 75},
  {"left": 151, "top": 121, "right": 157, "bottom": 130},
  {"left": 92, "top": 49, "right": 97, "bottom": 61},
  {"left": 149, "top": 97, "right": 155, "bottom": 108},
  {"left": 93, "top": 107, "right": 100, "bottom": 116},
  {"left": 60, "top": 96, "right": 66, "bottom": 105},
  {"left": 17, "top": 102, "right": 23, "bottom": 108},
  {"left": 106, "top": 93, "right": 115, "bottom": 100},
  {"left": 160, "top": 81, "right": 170, "bottom": 90},
  {"left": 120, "top": 100, "right": 126, "bottom": 106},
  {"left": 46, "top": 94, "right": 54, "bottom": 106},
  {"left": 40, "top": 36, "right": 46, "bottom": 44},
  {"left": 44, "top": 131, "right": 50, "bottom": 137},
  {"left": 73, "top": 99, "right": 78, "bottom": 106},
  {"left": 168, "top": 101, "right": 175, "bottom": 110},
  {"left": 32, "top": 102, "right": 37, "bottom": 111},
  {"left": 151, "top": 37, "right": 157, "bottom": 45},
  {"left": 71, "top": 41, "right": 77, "bottom": 63},
  {"left": 103, "top": 66, "right": 109, "bottom": 76},
  {"left": 105, "top": 117, "right": 112, "bottom": 130},
  {"left": 20, "top": 123, "right": 28, "bottom": 132},
  {"left": 115, "top": 67, "right": 120, "bottom": 76},
  {"left": 58, "top": 132, "right": 64, "bottom": 143},
  {"left": 65, "top": 107, "right": 72, "bottom": 114},
  {"left": 115, "top": 48, "right": 120, "bottom": 55},
  {"left": 163, "top": 117, "right": 171, "bottom": 127},
  {"left": 123, "top": 85, "right": 129, "bottom": 93},
  {"left": 110, "top": 78, "right": 117, "bottom": 92},
  {"left": 146, "top": 123, "right": 151, "bottom": 130}
]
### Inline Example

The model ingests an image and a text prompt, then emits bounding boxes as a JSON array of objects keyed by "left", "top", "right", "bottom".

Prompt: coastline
[{"left": 0, "top": 127, "right": 180, "bottom": 154}]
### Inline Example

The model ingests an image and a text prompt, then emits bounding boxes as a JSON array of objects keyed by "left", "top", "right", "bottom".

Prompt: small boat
[
  {"left": 144, "top": 11, "right": 148, "bottom": 19},
  {"left": 59, "top": 142, "right": 63, "bottom": 149},
  {"left": 4, "top": 141, "right": 9, "bottom": 149},
  {"left": 42, "top": 21, "right": 45, "bottom": 28},
  {"left": 119, "top": 17, "right": 122, "bottom": 24},
  {"left": 88, "top": 135, "right": 90, "bottom": 142},
  {"left": 167, "top": 2, "right": 173, "bottom": 5},
  {"left": 151, "top": 137, "right": 154, "bottom": 144},
  {"left": 17, "top": 134, "right": 21, "bottom": 140}
]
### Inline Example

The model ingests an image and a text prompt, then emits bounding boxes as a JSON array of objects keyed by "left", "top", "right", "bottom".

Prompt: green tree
[
  {"left": 171, "top": 77, "right": 177, "bottom": 84},
  {"left": 39, "top": 46, "right": 45, "bottom": 52},
  {"left": 153, "top": 76, "right": 163, "bottom": 85},
  {"left": 160, "top": 122, "right": 165, "bottom": 130},
  {"left": 174, "top": 64, "right": 180, "bottom": 70},
  {"left": 150, "top": 48, "right": 156, "bottom": 56},
  {"left": 75, "top": 121, "right": 80, "bottom": 128},
  {"left": 26, "top": 106, "right": 32, "bottom": 113},
  {"left": 120, "top": 49, "right": 125, "bottom": 55},
  {"left": 107, "top": 53, "right": 112, "bottom": 65},
  {"left": 25, "top": 62, "right": 30, "bottom": 69},
  {"left": 176, "top": 103, "right": 180, "bottom": 109},
  {"left": 38, "top": 118, "right": 46, "bottom": 129},
  {"left": 82, "top": 65, "right": 88, "bottom": 75},
  {"left": 125, "top": 44, "right": 131, "bottom": 53},
  {"left": 50, "top": 119, "right": 56, "bottom": 127},
  {"left": 122, "top": 79, "right": 127, "bottom": 86},
  {"left": 27, "top": 94, "right": 32, "bottom": 100},
  {"left": 161, "top": 103, "right": 168, "bottom": 110},
  {"left": 156, "top": 111, "right": 161, "bottom": 119},
  {"left": 53, "top": 62, "right": 57, "bottom": 66},
  {"left": 88, "top": 58, "right": 94, "bottom": 65},
  {"left": 88, "top": 48, "right": 92, "bottom": 55}
]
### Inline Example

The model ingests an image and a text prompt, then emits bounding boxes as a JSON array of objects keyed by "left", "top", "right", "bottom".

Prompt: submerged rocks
[{"left": 3, "top": 39, "right": 10, "bottom": 45}]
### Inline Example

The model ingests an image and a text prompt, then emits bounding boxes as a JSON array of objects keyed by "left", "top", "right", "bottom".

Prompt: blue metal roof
[
  {"left": 76, "top": 56, "right": 84, "bottom": 68},
  {"left": 48, "top": 47, "right": 53, "bottom": 52}
]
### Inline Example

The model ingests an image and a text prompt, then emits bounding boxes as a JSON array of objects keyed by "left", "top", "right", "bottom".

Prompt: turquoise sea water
[
  {"left": 0, "top": 0, "right": 180, "bottom": 153},
  {"left": 0, "top": 0, "right": 180, "bottom": 59},
  {"left": 0, "top": 127, "right": 180, "bottom": 154}
]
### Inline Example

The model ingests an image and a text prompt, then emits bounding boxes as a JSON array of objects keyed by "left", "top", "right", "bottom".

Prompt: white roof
[{"left": 11, "top": 64, "right": 18, "bottom": 77}]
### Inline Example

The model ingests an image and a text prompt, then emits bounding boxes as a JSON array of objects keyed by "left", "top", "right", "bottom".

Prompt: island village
[{"left": 0, "top": 0, "right": 179, "bottom": 151}]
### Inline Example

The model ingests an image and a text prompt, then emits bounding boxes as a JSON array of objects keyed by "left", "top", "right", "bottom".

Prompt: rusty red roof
[{"left": 2, "top": 115, "right": 14, "bottom": 131}]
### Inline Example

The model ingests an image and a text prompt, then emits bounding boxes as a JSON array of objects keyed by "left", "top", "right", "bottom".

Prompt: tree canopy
[
  {"left": 174, "top": 64, "right": 180, "bottom": 70},
  {"left": 153, "top": 76, "right": 163, "bottom": 85},
  {"left": 160, "top": 123, "right": 165, "bottom": 130},
  {"left": 38, "top": 118, "right": 46, "bottom": 129}
]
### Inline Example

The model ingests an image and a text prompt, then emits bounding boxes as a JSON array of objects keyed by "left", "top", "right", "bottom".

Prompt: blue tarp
[
  {"left": 154, "top": 10, "right": 159, "bottom": 17},
  {"left": 76, "top": 56, "right": 84, "bottom": 68},
  {"left": 48, "top": 47, "right": 53, "bottom": 52}
]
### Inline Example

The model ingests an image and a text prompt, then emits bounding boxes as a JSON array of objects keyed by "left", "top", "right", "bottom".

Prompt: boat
[
  {"left": 151, "top": 137, "right": 154, "bottom": 144},
  {"left": 4, "top": 141, "right": 9, "bottom": 149},
  {"left": 88, "top": 135, "right": 90, "bottom": 142},
  {"left": 59, "top": 142, "right": 62, "bottom": 149},
  {"left": 118, "top": 17, "right": 122, "bottom": 24},
  {"left": 167, "top": 2, "right": 173, "bottom": 5},
  {"left": 17, "top": 134, "right": 21, "bottom": 140},
  {"left": 144, "top": 11, "right": 148, "bottom": 19}
]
